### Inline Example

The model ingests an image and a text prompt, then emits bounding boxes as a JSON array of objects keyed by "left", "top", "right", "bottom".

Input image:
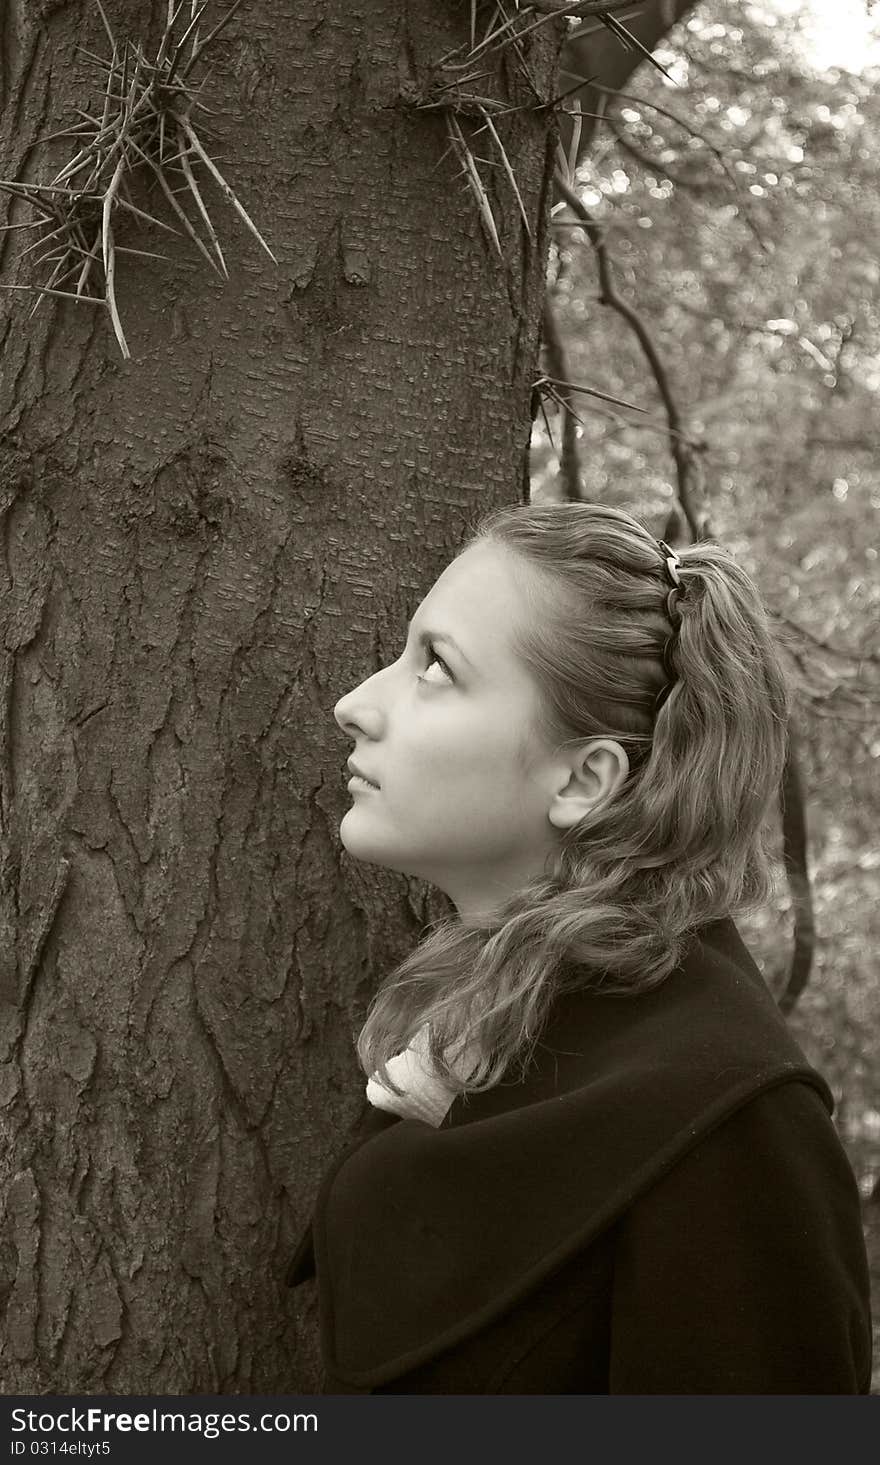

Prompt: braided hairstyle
[{"left": 357, "top": 501, "right": 791, "bottom": 1098}]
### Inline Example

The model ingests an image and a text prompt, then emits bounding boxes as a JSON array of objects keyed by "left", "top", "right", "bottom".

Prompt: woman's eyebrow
[{"left": 407, "top": 620, "right": 474, "bottom": 668}]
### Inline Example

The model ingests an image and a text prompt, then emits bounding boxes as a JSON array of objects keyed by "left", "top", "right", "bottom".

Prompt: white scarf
[{"left": 365, "top": 1024, "right": 479, "bottom": 1128}]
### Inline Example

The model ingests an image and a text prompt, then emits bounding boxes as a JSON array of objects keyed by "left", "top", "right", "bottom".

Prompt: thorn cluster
[
  {"left": 533, "top": 371, "right": 646, "bottom": 448},
  {"left": 0, "top": 0, "right": 275, "bottom": 360},
  {"left": 439, "top": 107, "right": 530, "bottom": 257},
  {"left": 419, "top": 3, "right": 649, "bottom": 258},
  {"left": 418, "top": 1, "right": 546, "bottom": 258}
]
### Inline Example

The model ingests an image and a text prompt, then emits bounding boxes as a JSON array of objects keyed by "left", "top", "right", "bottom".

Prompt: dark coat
[{"left": 287, "top": 918, "right": 872, "bottom": 1393}]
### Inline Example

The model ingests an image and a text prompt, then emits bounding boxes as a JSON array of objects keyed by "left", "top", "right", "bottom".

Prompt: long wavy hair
[{"left": 356, "top": 502, "right": 791, "bottom": 1099}]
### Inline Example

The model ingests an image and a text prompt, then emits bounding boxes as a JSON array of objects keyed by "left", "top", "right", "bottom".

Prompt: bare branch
[
  {"left": 540, "top": 301, "right": 582, "bottom": 500},
  {"left": 772, "top": 613, "right": 880, "bottom": 669},
  {"left": 553, "top": 171, "right": 705, "bottom": 538},
  {"left": 777, "top": 729, "right": 814, "bottom": 1016},
  {"left": 604, "top": 110, "right": 710, "bottom": 189},
  {"left": 587, "top": 83, "right": 773, "bottom": 253},
  {"left": 526, "top": 0, "right": 644, "bottom": 11}
]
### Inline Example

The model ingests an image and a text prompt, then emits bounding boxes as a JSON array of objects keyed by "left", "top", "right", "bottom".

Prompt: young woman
[{"left": 287, "top": 501, "right": 872, "bottom": 1394}]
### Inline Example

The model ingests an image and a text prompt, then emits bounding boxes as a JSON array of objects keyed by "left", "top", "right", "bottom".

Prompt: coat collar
[{"left": 311, "top": 918, "right": 831, "bottom": 1390}]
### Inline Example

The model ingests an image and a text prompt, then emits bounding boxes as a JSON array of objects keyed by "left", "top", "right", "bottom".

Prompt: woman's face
[{"left": 333, "top": 540, "right": 625, "bottom": 924}]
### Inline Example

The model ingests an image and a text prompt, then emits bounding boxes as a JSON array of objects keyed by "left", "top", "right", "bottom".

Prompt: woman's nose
[
  {"left": 334, "top": 655, "right": 393, "bottom": 734},
  {"left": 333, "top": 690, "right": 354, "bottom": 732},
  {"left": 334, "top": 674, "right": 375, "bottom": 734}
]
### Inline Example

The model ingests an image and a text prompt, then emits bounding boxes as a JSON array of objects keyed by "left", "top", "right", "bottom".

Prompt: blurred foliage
[{"left": 531, "top": 1, "right": 880, "bottom": 1209}]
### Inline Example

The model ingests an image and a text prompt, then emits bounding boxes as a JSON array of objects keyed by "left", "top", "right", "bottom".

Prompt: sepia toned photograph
[{"left": 0, "top": 0, "right": 876, "bottom": 1408}]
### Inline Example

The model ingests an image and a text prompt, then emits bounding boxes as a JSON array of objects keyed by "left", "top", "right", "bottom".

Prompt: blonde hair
[{"left": 357, "top": 502, "right": 791, "bottom": 1099}]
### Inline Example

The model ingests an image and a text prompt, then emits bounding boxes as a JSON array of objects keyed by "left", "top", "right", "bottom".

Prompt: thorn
[{"left": 93, "top": 0, "right": 118, "bottom": 51}]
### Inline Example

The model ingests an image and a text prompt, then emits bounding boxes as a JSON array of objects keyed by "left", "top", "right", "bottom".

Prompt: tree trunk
[
  {"left": 0, "top": 0, "right": 558, "bottom": 1395},
  {"left": 0, "top": 0, "right": 688, "bottom": 1393}
]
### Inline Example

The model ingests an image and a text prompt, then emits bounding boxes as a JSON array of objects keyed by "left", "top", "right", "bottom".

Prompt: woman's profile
[{"left": 287, "top": 500, "right": 872, "bottom": 1394}]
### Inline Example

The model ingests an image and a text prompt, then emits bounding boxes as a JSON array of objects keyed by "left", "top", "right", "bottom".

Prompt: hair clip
[
  {"left": 654, "top": 540, "right": 684, "bottom": 713},
  {"left": 657, "top": 539, "right": 683, "bottom": 588}
]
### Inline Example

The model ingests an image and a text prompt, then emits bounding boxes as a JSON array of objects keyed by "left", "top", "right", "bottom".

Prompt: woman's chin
[{"left": 339, "top": 812, "right": 386, "bottom": 857}]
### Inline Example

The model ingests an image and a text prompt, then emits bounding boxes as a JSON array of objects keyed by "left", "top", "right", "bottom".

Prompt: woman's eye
[{"left": 417, "top": 641, "right": 453, "bottom": 684}]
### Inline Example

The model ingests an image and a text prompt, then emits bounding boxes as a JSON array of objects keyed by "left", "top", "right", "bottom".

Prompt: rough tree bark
[{"left": 0, "top": 0, "right": 690, "bottom": 1394}]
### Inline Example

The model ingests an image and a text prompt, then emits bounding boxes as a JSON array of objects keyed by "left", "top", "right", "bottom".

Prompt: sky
[{"left": 762, "top": 0, "right": 880, "bottom": 71}]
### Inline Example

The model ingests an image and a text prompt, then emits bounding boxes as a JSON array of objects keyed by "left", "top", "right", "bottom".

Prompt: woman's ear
[{"left": 547, "top": 740, "right": 629, "bottom": 831}]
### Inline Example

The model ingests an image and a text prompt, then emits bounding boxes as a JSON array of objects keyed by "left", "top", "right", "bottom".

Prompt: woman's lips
[
  {"left": 347, "top": 774, "right": 380, "bottom": 792},
  {"left": 347, "top": 758, "right": 380, "bottom": 789}
]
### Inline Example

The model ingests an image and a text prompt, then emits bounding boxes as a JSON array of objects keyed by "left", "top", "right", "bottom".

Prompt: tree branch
[
  {"left": 541, "top": 299, "right": 583, "bottom": 500},
  {"left": 527, "top": 1, "right": 649, "bottom": 16},
  {"left": 777, "top": 726, "right": 815, "bottom": 1016},
  {"left": 603, "top": 109, "right": 711, "bottom": 189},
  {"left": 773, "top": 613, "right": 880, "bottom": 669},
  {"left": 589, "top": 84, "right": 773, "bottom": 252},
  {"left": 555, "top": 0, "right": 698, "bottom": 168},
  {"left": 553, "top": 171, "right": 705, "bottom": 538}
]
